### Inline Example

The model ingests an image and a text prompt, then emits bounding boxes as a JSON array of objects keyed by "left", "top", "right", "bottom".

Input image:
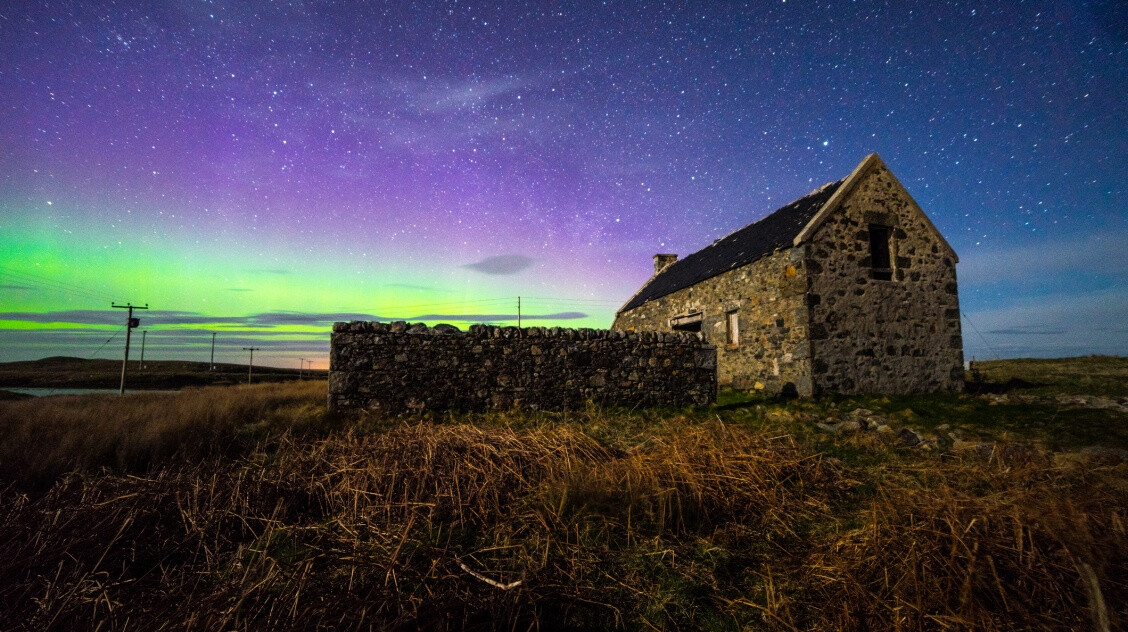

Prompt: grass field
[
  {"left": 0, "top": 357, "right": 1124, "bottom": 630},
  {"left": 0, "top": 356, "right": 327, "bottom": 390}
]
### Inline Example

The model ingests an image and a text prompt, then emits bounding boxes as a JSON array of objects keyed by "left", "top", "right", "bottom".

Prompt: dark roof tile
[{"left": 619, "top": 180, "right": 843, "bottom": 313}]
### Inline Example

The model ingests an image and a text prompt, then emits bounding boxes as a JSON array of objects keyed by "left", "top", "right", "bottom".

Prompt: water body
[{"left": 4, "top": 388, "right": 178, "bottom": 397}]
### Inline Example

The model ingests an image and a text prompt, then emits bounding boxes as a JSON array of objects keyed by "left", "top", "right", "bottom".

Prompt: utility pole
[
  {"left": 242, "top": 347, "right": 261, "bottom": 384},
  {"left": 210, "top": 332, "right": 217, "bottom": 370},
  {"left": 517, "top": 296, "right": 521, "bottom": 328},
  {"left": 138, "top": 330, "right": 146, "bottom": 370},
  {"left": 112, "top": 303, "right": 148, "bottom": 395},
  {"left": 298, "top": 357, "right": 305, "bottom": 379}
]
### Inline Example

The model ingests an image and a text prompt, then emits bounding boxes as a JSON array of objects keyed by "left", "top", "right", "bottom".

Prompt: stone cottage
[{"left": 612, "top": 153, "right": 964, "bottom": 396}]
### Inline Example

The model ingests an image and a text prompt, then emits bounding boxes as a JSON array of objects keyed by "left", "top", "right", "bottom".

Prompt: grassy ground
[
  {"left": 0, "top": 356, "right": 327, "bottom": 389},
  {"left": 0, "top": 357, "right": 1124, "bottom": 630},
  {"left": 968, "top": 355, "right": 1128, "bottom": 397}
]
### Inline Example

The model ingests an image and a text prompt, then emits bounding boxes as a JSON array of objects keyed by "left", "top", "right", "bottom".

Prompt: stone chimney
[{"left": 653, "top": 253, "right": 678, "bottom": 274}]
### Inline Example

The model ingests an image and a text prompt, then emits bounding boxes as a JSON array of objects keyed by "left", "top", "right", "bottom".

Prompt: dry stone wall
[
  {"left": 329, "top": 321, "right": 717, "bottom": 414},
  {"left": 804, "top": 164, "right": 964, "bottom": 394}
]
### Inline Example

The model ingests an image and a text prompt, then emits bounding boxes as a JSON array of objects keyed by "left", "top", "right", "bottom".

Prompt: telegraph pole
[
  {"left": 112, "top": 303, "right": 148, "bottom": 394},
  {"left": 138, "top": 330, "right": 146, "bottom": 369},
  {"left": 242, "top": 347, "right": 261, "bottom": 384},
  {"left": 517, "top": 296, "right": 521, "bottom": 328},
  {"left": 210, "top": 332, "right": 217, "bottom": 370},
  {"left": 298, "top": 357, "right": 305, "bottom": 379}
]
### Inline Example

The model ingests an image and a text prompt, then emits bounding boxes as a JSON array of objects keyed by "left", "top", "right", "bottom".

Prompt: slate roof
[{"left": 619, "top": 179, "right": 844, "bottom": 313}]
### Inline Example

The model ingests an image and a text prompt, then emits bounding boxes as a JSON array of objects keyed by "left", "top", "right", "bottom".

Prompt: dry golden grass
[
  {"left": 0, "top": 380, "right": 328, "bottom": 487},
  {"left": 1, "top": 378, "right": 1125, "bottom": 630},
  {"left": 797, "top": 455, "right": 1127, "bottom": 630}
]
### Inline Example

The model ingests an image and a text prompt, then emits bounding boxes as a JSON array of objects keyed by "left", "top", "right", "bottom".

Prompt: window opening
[
  {"left": 672, "top": 320, "right": 702, "bottom": 333},
  {"left": 869, "top": 224, "right": 893, "bottom": 281},
  {"left": 670, "top": 312, "right": 704, "bottom": 341}
]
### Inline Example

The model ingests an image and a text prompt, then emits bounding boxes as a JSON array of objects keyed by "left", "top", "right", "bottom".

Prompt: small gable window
[
  {"left": 868, "top": 224, "right": 893, "bottom": 281},
  {"left": 726, "top": 311, "right": 740, "bottom": 346}
]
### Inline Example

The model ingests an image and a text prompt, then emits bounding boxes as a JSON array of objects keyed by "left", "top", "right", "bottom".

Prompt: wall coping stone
[{"left": 332, "top": 320, "right": 703, "bottom": 344}]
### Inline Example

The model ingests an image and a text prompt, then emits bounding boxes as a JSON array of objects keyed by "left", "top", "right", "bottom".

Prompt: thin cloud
[
  {"left": 246, "top": 268, "right": 292, "bottom": 275},
  {"left": 962, "top": 286, "right": 1128, "bottom": 358},
  {"left": 394, "top": 76, "right": 526, "bottom": 114},
  {"left": 0, "top": 308, "right": 590, "bottom": 332},
  {"left": 246, "top": 312, "right": 380, "bottom": 326},
  {"left": 461, "top": 254, "right": 535, "bottom": 275},
  {"left": 386, "top": 283, "right": 443, "bottom": 291},
  {"left": 959, "top": 234, "right": 1127, "bottom": 286},
  {"left": 0, "top": 308, "right": 597, "bottom": 362},
  {"left": 409, "top": 311, "right": 587, "bottom": 321}
]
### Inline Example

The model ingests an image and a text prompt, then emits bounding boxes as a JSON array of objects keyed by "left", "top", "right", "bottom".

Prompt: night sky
[{"left": 1, "top": 1, "right": 1125, "bottom": 367}]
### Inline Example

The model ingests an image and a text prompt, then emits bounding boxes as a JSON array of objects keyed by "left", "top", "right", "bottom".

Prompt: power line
[
  {"left": 519, "top": 296, "right": 621, "bottom": 305},
  {"left": 0, "top": 265, "right": 117, "bottom": 304},
  {"left": 0, "top": 265, "right": 118, "bottom": 301},
  {"left": 379, "top": 297, "right": 517, "bottom": 312},
  {"left": 962, "top": 312, "right": 1002, "bottom": 361},
  {"left": 88, "top": 325, "right": 126, "bottom": 359}
]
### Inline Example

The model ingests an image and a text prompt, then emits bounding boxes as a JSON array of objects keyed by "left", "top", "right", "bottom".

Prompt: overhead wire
[
  {"left": 0, "top": 264, "right": 115, "bottom": 298},
  {"left": 378, "top": 297, "right": 517, "bottom": 313},
  {"left": 0, "top": 265, "right": 117, "bottom": 304},
  {"left": 519, "top": 295, "right": 620, "bottom": 304},
  {"left": 0, "top": 275, "right": 111, "bottom": 305},
  {"left": 88, "top": 324, "right": 126, "bottom": 359},
  {"left": 961, "top": 312, "right": 1002, "bottom": 361}
]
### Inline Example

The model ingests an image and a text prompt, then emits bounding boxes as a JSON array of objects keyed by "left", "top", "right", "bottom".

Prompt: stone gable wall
[
  {"left": 329, "top": 321, "right": 717, "bottom": 414},
  {"left": 805, "top": 164, "right": 964, "bottom": 394},
  {"left": 611, "top": 249, "right": 815, "bottom": 396}
]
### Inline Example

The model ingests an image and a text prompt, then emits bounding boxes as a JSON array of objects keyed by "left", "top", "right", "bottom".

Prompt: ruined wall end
[{"left": 329, "top": 322, "right": 717, "bottom": 414}]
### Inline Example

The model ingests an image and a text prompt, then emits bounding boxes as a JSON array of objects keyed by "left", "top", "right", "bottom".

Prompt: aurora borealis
[{"left": 1, "top": 1, "right": 1125, "bottom": 367}]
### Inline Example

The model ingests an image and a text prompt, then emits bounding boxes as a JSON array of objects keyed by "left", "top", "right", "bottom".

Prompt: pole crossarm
[
  {"left": 242, "top": 347, "right": 262, "bottom": 384},
  {"left": 112, "top": 303, "right": 149, "bottom": 394}
]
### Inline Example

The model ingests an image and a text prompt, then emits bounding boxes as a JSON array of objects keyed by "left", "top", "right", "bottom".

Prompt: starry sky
[{"left": 1, "top": 1, "right": 1125, "bottom": 368}]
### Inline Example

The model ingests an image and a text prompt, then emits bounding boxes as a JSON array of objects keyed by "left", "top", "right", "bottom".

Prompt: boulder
[
  {"left": 897, "top": 427, "right": 924, "bottom": 446},
  {"left": 817, "top": 419, "right": 862, "bottom": 434}
]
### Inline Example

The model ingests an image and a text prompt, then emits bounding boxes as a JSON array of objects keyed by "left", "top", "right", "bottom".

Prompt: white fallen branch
[{"left": 458, "top": 561, "right": 523, "bottom": 590}]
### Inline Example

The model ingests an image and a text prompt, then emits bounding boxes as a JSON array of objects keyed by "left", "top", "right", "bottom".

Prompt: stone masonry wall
[
  {"left": 805, "top": 163, "right": 964, "bottom": 394},
  {"left": 328, "top": 321, "right": 717, "bottom": 414},
  {"left": 611, "top": 249, "right": 814, "bottom": 396}
]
